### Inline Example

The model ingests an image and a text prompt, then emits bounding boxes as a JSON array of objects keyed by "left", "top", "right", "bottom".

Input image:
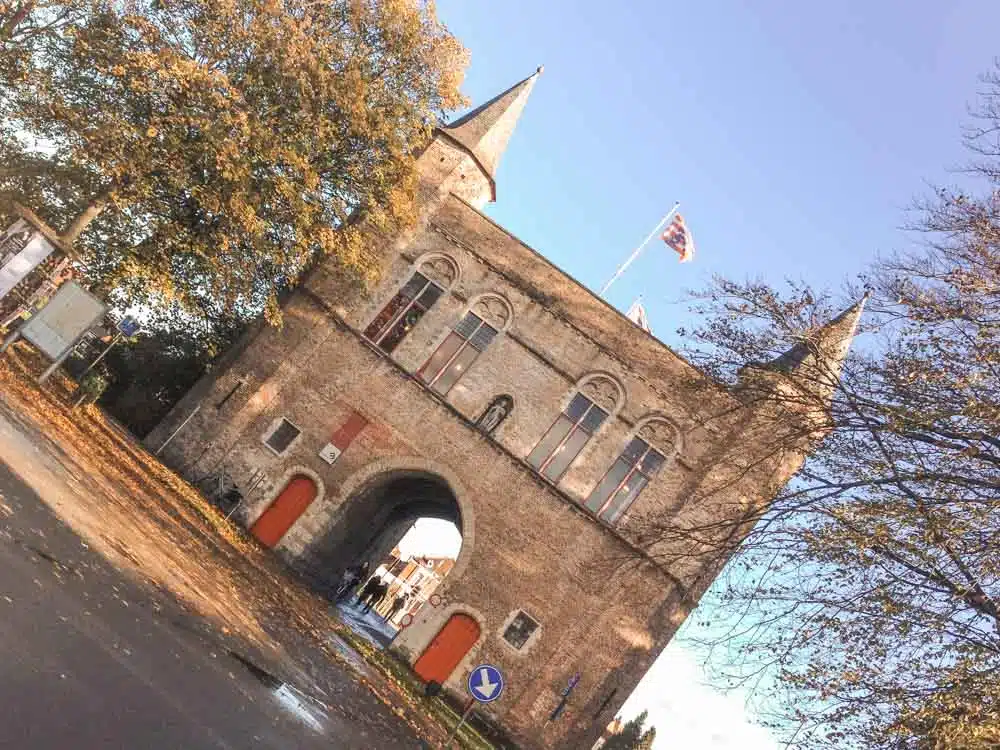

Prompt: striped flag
[{"left": 661, "top": 213, "right": 695, "bottom": 263}]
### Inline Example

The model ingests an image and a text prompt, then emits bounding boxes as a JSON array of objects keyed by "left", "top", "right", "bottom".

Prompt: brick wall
[{"left": 145, "top": 132, "right": 815, "bottom": 749}]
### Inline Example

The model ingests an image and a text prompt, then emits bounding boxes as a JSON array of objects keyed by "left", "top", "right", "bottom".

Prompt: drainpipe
[{"left": 155, "top": 404, "right": 201, "bottom": 456}]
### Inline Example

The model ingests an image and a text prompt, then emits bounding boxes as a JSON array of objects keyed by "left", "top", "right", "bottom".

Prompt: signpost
[
  {"left": 468, "top": 665, "right": 504, "bottom": 703},
  {"left": 117, "top": 315, "right": 140, "bottom": 337},
  {"left": 0, "top": 281, "right": 108, "bottom": 382},
  {"left": 548, "top": 672, "right": 582, "bottom": 723},
  {"left": 80, "top": 315, "right": 140, "bottom": 378},
  {"left": 444, "top": 664, "right": 505, "bottom": 748}
]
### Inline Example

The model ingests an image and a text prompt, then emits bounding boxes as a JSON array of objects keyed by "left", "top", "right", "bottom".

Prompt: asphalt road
[{"left": 0, "top": 459, "right": 403, "bottom": 749}]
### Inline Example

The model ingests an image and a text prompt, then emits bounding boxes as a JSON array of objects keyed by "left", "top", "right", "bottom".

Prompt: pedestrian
[
  {"left": 385, "top": 593, "right": 409, "bottom": 623},
  {"left": 361, "top": 577, "right": 388, "bottom": 615},
  {"left": 357, "top": 575, "right": 380, "bottom": 611},
  {"left": 336, "top": 561, "right": 370, "bottom": 602},
  {"left": 375, "top": 579, "right": 392, "bottom": 612}
]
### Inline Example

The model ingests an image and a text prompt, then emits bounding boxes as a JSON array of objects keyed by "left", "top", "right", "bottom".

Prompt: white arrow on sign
[{"left": 474, "top": 668, "right": 499, "bottom": 699}]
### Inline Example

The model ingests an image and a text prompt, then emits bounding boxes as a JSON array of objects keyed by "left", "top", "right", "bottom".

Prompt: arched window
[
  {"left": 586, "top": 419, "right": 676, "bottom": 523},
  {"left": 528, "top": 376, "right": 621, "bottom": 483},
  {"left": 363, "top": 256, "right": 457, "bottom": 354},
  {"left": 418, "top": 295, "right": 510, "bottom": 395}
]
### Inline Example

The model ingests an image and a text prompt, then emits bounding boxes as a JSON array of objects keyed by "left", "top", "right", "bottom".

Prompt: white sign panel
[
  {"left": 21, "top": 281, "right": 107, "bottom": 359},
  {"left": 0, "top": 219, "right": 57, "bottom": 300},
  {"left": 319, "top": 443, "right": 342, "bottom": 465}
]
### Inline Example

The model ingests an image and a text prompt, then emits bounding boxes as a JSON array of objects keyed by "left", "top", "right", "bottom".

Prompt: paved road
[
  {"left": 335, "top": 598, "right": 398, "bottom": 648},
  {"left": 0, "top": 460, "right": 412, "bottom": 749}
]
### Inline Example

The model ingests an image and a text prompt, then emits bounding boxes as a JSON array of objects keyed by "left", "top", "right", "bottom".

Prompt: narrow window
[
  {"left": 419, "top": 312, "right": 498, "bottom": 394},
  {"left": 264, "top": 418, "right": 301, "bottom": 455},
  {"left": 216, "top": 378, "right": 245, "bottom": 409},
  {"left": 593, "top": 688, "right": 619, "bottom": 719},
  {"left": 364, "top": 272, "right": 444, "bottom": 354},
  {"left": 586, "top": 437, "right": 666, "bottom": 522},
  {"left": 502, "top": 611, "right": 539, "bottom": 650},
  {"left": 528, "top": 393, "right": 608, "bottom": 482}
]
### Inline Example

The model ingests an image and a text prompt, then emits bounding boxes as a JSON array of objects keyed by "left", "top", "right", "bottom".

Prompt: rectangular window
[
  {"left": 419, "top": 312, "right": 498, "bottom": 394},
  {"left": 528, "top": 393, "right": 608, "bottom": 482},
  {"left": 364, "top": 272, "right": 444, "bottom": 354},
  {"left": 264, "top": 418, "right": 301, "bottom": 454},
  {"left": 585, "top": 437, "right": 665, "bottom": 522},
  {"left": 502, "top": 611, "right": 539, "bottom": 650}
]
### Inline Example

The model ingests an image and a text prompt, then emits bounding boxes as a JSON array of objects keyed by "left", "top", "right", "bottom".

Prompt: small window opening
[
  {"left": 264, "top": 418, "right": 301, "bottom": 455},
  {"left": 593, "top": 688, "right": 618, "bottom": 719},
  {"left": 502, "top": 611, "right": 539, "bottom": 650}
]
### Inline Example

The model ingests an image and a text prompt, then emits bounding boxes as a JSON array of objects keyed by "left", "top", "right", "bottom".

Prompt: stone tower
[{"left": 146, "top": 69, "right": 863, "bottom": 749}]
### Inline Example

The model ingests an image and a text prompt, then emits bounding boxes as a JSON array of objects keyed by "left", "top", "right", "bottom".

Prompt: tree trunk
[
  {"left": 60, "top": 193, "right": 109, "bottom": 244},
  {"left": 1, "top": 2, "right": 34, "bottom": 40}
]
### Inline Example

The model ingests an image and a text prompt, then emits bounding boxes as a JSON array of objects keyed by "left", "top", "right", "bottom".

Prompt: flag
[
  {"left": 661, "top": 213, "right": 695, "bottom": 263},
  {"left": 625, "top": 298, "right": 651, "bottom": 333}
]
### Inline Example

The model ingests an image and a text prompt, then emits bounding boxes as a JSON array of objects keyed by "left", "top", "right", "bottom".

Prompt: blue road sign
[
  {"left": 117, "top": 316, "right": 140, "bottom": 337},
  {"left": 467, "top": 664, "right": 504, "bottom": 703}
]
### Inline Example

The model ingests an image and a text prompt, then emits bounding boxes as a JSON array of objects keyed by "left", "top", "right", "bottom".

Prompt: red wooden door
[
  {"left": 250, "top": 476, "right": 317, "bottom": 548},
  {"left": 413, "top": 614, "right": 481, "bottom": 684}
]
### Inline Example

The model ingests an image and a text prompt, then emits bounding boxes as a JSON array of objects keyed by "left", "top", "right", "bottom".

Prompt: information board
[{"left": 21, "top": 281, "right": 107, "bottom": 359}]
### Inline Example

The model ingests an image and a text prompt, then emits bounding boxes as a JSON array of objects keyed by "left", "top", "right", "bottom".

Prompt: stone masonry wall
[{"left": 145, "top": 132, "right": 814, "bottom": 749}]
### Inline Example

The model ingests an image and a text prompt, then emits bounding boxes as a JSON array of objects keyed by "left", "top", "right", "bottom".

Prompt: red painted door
[
  {"left": 250, "top": 476, "right": 317, "bottom": 548},
  {"left": 413, "top": 614, "right": 481, "bottom": 684}
]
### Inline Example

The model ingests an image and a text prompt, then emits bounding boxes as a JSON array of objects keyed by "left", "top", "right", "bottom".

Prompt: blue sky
[
  {"left": 436, "top": 0, "right": 1000, "bottom": 348},
  {"left": 417, "top": 2, "right": 1000, "bottom": 746}
]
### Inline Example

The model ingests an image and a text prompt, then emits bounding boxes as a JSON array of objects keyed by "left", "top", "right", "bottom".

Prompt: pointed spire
[
  {"left": 626, "top": 296, "right": 652, "bottom": 333},
  {"left": 769, "top": 292, "right": 869, "bottom": 379},
  {"left": 439, "top": 66, "right": 543, "bottom": 201}
]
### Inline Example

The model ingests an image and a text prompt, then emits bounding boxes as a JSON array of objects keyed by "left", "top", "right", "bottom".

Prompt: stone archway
[{"left": 295, "top": 459, "right": 474, "bottom": 597}]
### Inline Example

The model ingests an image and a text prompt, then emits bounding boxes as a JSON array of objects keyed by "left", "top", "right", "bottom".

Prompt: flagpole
[{"left": 599, "top": 201, "right": 680, "bottom": 297}]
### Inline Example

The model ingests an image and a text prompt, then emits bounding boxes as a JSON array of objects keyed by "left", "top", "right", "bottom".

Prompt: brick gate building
[{"left": 147, "top": 68, "right": 863, "bottom": 749}]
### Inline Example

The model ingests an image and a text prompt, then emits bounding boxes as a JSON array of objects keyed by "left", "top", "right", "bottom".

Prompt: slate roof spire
[
  {"left": 439, "top": 66, "right": 543, "bottom": 201},
  {"left": 768, "top": 292, "right": 870, "bottom": 381}
]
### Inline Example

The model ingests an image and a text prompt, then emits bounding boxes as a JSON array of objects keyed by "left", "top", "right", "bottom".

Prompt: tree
[
  {"left": 653, "top": 64, "right": 1000, "bottom": 749},
  {"left": 89, "top": 308, "right": 245, "bottom": 436},
  {"left": 603, "top": 710, "right": 656, "bottom": 750},
  {"left": 1, "top": 0, "right": 468, "bottom": 325}
]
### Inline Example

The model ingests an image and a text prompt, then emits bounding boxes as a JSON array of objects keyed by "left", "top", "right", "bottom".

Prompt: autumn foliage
[
  {"left": 673, "top": 64, "right": 1000, "bottom": 749},
  {"left": 1, "top": 0, "right": 468, "bottom": 323}
]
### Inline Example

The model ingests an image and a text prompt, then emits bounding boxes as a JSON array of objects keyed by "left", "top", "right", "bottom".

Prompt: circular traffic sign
[
  {"left": 399, "top": 613, "right": 414, "bottom": 629},
  {"left": 467, "top": 664, "right": 504, "bottom": 703}
]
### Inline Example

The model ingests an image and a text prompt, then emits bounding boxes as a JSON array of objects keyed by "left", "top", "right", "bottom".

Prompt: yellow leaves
[{"left": 7, "top": 0, "right": 467, "bottom": 328}]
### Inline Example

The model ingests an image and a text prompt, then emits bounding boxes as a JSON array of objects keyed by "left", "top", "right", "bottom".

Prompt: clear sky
[
  {"left": 409, "top": 1, "right": 1000, "bottom": 746},
  {"left": 397, "top": 518, "right": 461, "bottom": 560}
]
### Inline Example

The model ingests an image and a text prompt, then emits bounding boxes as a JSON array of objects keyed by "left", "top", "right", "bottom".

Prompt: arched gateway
[
  {"left": 296, "top": 468, "right": 469, "bottom": 595},
  {"left": 146, "top": 66, "right": 860, "bottom": 749}
]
